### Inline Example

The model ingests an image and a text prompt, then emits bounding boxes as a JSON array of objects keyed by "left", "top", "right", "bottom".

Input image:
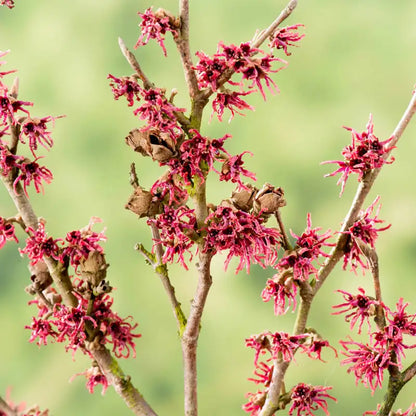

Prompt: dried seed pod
[
  {"left": 125, "top": 128, "right": 176, "bottom": 163},
  {"left": 25, "top": 261, "right": 53, "bottom": 295},
  {"left": 230, "top": 184, "right": 258, "bottom": 212},
  {"left": 79, "top": 250, "right": 109, "bottom": 287},
  {"left": 125, "top": 186, "right": 162, "bottom": 218},
  {"left": 253, "top": 183, "right": 286, "bottom": 215}
]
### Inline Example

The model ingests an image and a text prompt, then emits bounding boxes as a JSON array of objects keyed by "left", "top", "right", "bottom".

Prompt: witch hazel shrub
[{"left": 1, "top": 1, "right": 416, "bottom": 416}]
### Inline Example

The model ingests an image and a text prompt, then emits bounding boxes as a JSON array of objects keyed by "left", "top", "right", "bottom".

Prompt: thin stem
[
  {"left": 251, "top": 0, "right": 298, "bottom": 48},
  {"left": 118, "top": 37, "right": 153, "bottom": 90},
  {"left": 181, "top": 251, "right": 213, "bottom": 416},
  {"left": 175, "top": 0, "right": 200, "bottom": 99},
  {"left": 275, "top": 210, "right": 292, "bottom": 251},
  {"left": 136, "top": 223, "right": 187, "bottom": 334},
  {"left": 87, "top": 341, "right": 158, "bottom": 416}
]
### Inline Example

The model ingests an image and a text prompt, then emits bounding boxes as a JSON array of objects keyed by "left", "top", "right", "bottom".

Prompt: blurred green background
[{"left": 1, "top": 0, "right": 416, "bottom": 415}]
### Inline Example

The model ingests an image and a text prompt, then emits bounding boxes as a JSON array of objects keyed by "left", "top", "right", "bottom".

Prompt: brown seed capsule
[
  {"left": 253, "top": 183, "right": 286, "bottom": 215},
  {"left": 25, "top": 261, "right": 53, "bottom": 295},
  {"left": 230, "top": 184, "right": 258, "bottom": 212},
  {"left": 125, "top": 128, "right": 176, "bottom": 163},
  {"left": 79, "top": 250, "right": 109, "bottom": 287},
  {"left": 125, "top": 186, "right": 162, "bottom": 218}
]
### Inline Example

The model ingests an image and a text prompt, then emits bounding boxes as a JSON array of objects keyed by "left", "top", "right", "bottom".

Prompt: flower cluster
[
  {"left": 277, "top": 213, "right": 334, "bottom": 282},
  {"left": 336, "top": 289, "right": 416, "bottom": 394},
  {"left": 191, "top": 32, "right": 304, "bottom": 121},
  {"left": 20, "top": 221, "right": 62, "bottom": 266},
  {"left": 167, "top": 130, "right": 229, "bottom": 185},
  {"left": 148, "top": 205, "right": 198, "bottom": 270},
  {"left": 61, "top": 217, "right": 107, "bottom": 270},
  {"left": 203, "top": 205, "right": 281, "bottom": 273},
  {"left": 135, "top": 7, "right": 178, "bottom": 57},
  {"left": 0, "top": 51, "right": 58, "bottom": 197},
  {"left": 342, "top": 197, "right": 390, "bottom": 273},
  {"left": 26, "top": 291, "right": 141, "bottom": 360},
  {"left": 108, "top": 75, "right": 186, "bottom": 140},
  {"left": 20, "top": 218, "right": 106, "bottom": 273},
  {"left": 0, "top": 216, "right": 18, "bottom": 249},
  {"left": 244, "top": 331, "right": 336, "bottom": 415},
  {"left": 323, "top": 115, "right": 395, "bottom": 195}
]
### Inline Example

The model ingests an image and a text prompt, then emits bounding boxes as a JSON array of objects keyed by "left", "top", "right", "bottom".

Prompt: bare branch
[
  {"left": 118, "top": 37, "right": 153, "bottom": 90},
  {"left": 175, "top": 0, "right": 200, "bottom": 99}
]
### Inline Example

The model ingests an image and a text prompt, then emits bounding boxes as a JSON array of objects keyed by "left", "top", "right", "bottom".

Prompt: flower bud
[
  {"left": 125, "top": 186, "right": 162, "bottom": 218},
  {"left": 253, "top": 183, "right": 286, "bottom": 215},
  {"left": 79, "top": 250, "right": 109, "bottom": 287},
  {"left": 125, "top": 128, "right": 176, "bottom": 163}
]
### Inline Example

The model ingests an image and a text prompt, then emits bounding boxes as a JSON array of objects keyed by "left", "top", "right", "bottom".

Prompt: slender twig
[
  {"left": 251, "top": 0, "right": 298, "bottom": 48},
  {"left": 118, "top": 37, "right": 153, "bottom": 90},
  {"left": 358, "top": 244, "right": 386, "bottom": 331},
  {"left": 175, "top": 0, "right": 200, "bottom": 99},
  {"left": 275, "top": 210, "right": 292, "bottom": 251},
  {"left": 136, "top": 224, "right": 187, "bottom": 333},
  {"left": 181, "top": 251, "right": 213, "bottom": 416}
]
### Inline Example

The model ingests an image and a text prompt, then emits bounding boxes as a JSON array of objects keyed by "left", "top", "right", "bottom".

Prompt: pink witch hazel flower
[
  {"left": 108, "top": 75, "right": 186, "bottom": 139},
  {"left": 193, "top": 51, "right": 229, "bottom": 91},
  {"left": 0, "top": 216, "right": 18, "bottom": 249},
  {"left": 332, "top": 287, "right": 381, "bottom": 334},
  {"left": 289, "top": 383, "right": 336, "bottom": 416},
  {"left": 0, "top": 83, "right": 32, "bottom": 125},
  {"left": 340, "top": 338, "right": 396, "bottom": 394},
  {"left": 148, "top": 205, "right": 198, "bottom": 270},
  {"left": 107, "top": 75, "right": 142, "bottom": 107},
  {"left": 342, "top": 196, "right": 391, "bottom": 273},
  {"left": 269, "top": 24, "right": 305, "bottom": 56},
  {"left": 246, "top": 331, "right": 307, "bottom": 364},
  {"left": 322, "top": 114, "right": 395, "bottom": 195},
  {"left": 135, "top": 7, "right": 178, "bottom": 57},
  {"left": 20, "top": 220, "right": 62, "bottom": 266},
  {"left": 203, "top": 205, "right": 281, "bottom": 274},
  {"left": 60, "top": 217, "right": 106, "bottom": 271},
  {"left": 167, "top": 130, "right": 230, "bottom": 185},
  {"left": 217, "top": 41, "right": 287, "bottom": 100},
  {"left": 71, "top": 365, "right": 109, "bottom": 395},
  {"left": 372, "top": 298, "right": 416, "bottom": 368},
  {"left": 277, "top": 213, "right": 334, "bottom": 282},
  {"left": 219, "top": 151, "right": 257, "bottom": 191},
  {"left": 211, "top": 89, "right": 255, "bottom": 122},
  {"left": 134, "top": 86, "right": 186, "bottom": 139},
  {"left": 19, "top": 115, "right": 63, "bottom": 157},
  {"left": 93, "top": 294, "right": 142, "bottom": 359},
  {"left": 262, "top": 272, "right": 298, "bottom": 315},
  {"left": 13, "top": 157, "right": 53, "bottom": 197}
]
